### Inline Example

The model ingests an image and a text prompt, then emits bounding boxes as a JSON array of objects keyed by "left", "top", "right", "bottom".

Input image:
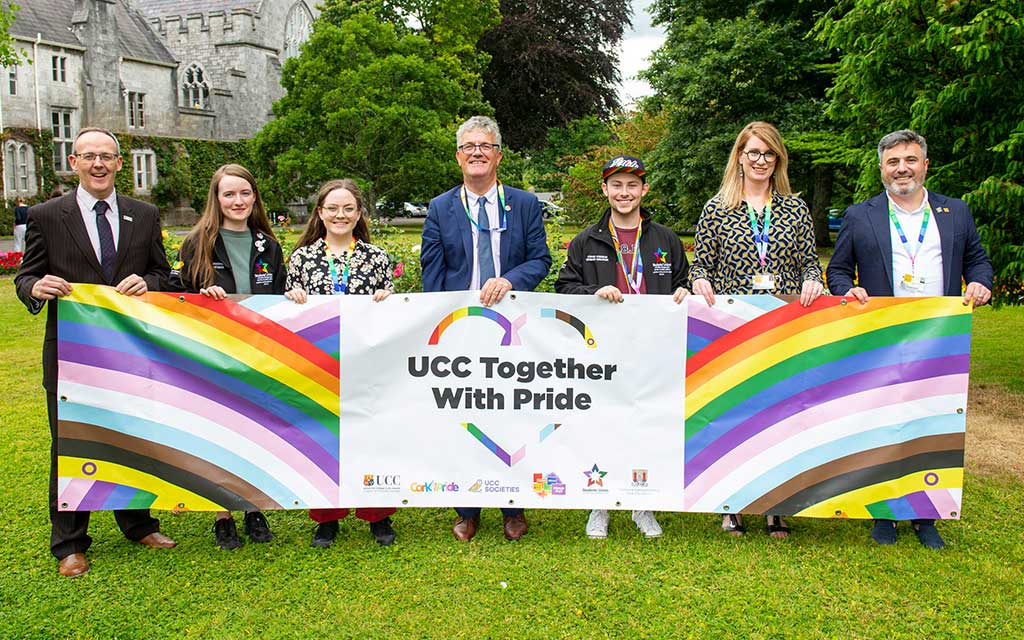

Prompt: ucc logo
[{"left": 363, "top": 474, "right": 400, "bottom": 487}]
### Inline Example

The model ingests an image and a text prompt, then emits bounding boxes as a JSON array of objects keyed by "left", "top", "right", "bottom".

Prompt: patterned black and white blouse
[
  {"left": 286, "top": 237, "right": 394, "bottom": 295},
  {"left": 690, "top": 192, "right": 823, "bottom": 295}
]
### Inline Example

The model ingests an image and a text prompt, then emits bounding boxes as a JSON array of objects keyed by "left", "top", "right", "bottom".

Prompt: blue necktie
[
  {"left": 477, "top": 196, "right": 495, "bottom": 284},
  {"left": 94, "top": 200, "right": 116, "bottom": 283}
]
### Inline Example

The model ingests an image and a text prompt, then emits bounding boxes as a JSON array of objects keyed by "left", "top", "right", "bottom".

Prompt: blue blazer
[
  {"left": 420, "top": 184, "right": 552, "bottom": 292},
  {"left": 826, "top": 191, "right": 992, "bottom": 296}
]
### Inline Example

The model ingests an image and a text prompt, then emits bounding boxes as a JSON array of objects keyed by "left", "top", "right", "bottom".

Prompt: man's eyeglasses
[
  {"left": 458, "top": 142, "right": 501, "bottom": 154},
  {"left": 75, "top": 153, "right": 119, "bottom": 164},
  {"left": 743, "top": 149, "right": 778, "bottom": 163}
]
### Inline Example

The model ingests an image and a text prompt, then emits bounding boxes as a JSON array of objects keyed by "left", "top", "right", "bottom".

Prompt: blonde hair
[
  {"left": 716, "top": 121, "right": 794, "bottom": 209},
  {"left": 184, "top": 164, "right": 276, "bottom": 289}
]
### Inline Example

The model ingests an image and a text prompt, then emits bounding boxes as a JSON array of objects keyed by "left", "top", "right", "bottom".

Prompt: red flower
[{"left": 393, "top": 262, "right": 405, "bottom": 278}]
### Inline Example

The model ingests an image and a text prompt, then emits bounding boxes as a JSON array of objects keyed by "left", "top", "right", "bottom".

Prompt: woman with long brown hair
[
  {"left": 689, "top": 122, "right": 824, "bottom": 539},
  {"left": 285, "top": 178, "right": 397, "bottom": 547},
  {"left": 169, "top": 163, "right": 286, "bottom": 549}
]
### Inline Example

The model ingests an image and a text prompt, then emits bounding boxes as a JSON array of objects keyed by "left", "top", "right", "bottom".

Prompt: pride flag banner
[
  {"left": 56, "top": 285, "right": 341, "bottom": 512},
  {"left": 55, "top": 285, "right": 972, "bottom": 518},
  {"left": 685, "top": 295, "right": 970, "bottom": 520}
]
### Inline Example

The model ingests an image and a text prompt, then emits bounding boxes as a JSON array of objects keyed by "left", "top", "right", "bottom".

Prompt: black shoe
[
  {"left": 243, "top": 511, "right": 274, "bottom": 543},
  {"left": 214, "top": 517, "right": 242, "bottom": 550},
  {"left": 312, "top": 520, "right": 339, "bottom": 548},
  {"left": 369, "top": 517, "right": 396, "bottom": 546}
]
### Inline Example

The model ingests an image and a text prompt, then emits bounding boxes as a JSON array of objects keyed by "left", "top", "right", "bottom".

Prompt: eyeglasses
[
  {"left": 321, "top": 205, "right": 359, "bottom": 216},
  {"left": 743, "top": 149, "right": 778, "bottom": 163},
  {"left": 458, "top": 142, "right": 501, "bottom": 154},
  {"left": 75, "top": 152, "right": 119, "bottom": 164}
]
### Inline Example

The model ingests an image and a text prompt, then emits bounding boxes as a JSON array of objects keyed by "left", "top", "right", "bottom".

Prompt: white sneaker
[
  {"left": 586, "top": 509, "right": 609, "bottom": 539},
  {"left": 632, "top": 510, "right": 662, "bottom": 538}
]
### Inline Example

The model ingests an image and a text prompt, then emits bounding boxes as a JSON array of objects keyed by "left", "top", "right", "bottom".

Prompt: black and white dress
[{"left": 286, "top": 237, "right": 394, "bottom": 295}]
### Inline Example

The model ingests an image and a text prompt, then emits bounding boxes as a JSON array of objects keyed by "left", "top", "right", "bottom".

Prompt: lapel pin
[{"left": 123, "top": 215, "right": 133, "bottom": 222}]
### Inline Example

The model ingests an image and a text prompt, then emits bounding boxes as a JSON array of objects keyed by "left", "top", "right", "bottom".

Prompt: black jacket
[
  {"left": 169, "top": 228, "right": 286, "bottom": 294},
  {"left": 556, "top": 208, "right": 689, "bottom": 295}
]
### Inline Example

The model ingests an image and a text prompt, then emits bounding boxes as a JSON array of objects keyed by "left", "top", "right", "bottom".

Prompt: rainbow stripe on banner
[
  {"left": 56, "top": 285, "right": 341, "bottom": 512},
  {"left": 684, "top": 295, "right": 970, "bottom": 520}
]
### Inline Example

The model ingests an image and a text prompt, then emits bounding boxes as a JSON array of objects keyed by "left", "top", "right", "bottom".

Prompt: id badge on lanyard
[{"left": 748, "top": 199, "right": 774, "bottom": 290}]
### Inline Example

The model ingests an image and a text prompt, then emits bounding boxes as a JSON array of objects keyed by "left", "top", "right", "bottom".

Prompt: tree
[
  {"left": 252, "top": 7, "right": 498, "bottom": 209},
  {"left": 641, "top": 1, "right": 839, "bottom": 239},
  {"left": 478, "top": 0, "right": 631, "bottom": 151},
  {"left": 526, "top": 115, "right": 614, "bottom": 192},
  {"left": 0, "top": 3, "right": 22, "bottom": 68},
  {"left": 815, "top": 0, "right": 1024, "bottom": 304},
  {"left": 559, "top": 110, "right": 672, "bottom": 226}
]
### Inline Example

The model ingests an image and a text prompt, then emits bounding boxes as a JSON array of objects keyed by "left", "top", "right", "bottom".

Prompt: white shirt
[
  {"left": 887, "top": 189, "right": 944, "bottom": 296},
  {"left": 467, "top": 182, "right": 503, "bottom": 290},
  {"left": 76, "top": 186, "right": 120, "bottom": 262}
]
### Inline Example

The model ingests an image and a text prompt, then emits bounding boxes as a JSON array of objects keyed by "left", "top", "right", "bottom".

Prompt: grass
[{"left": 1, "top": 278, "right": 1022, "bottom": 639}]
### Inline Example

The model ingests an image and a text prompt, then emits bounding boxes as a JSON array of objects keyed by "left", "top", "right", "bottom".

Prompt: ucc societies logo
[{"left": 410, "top": 306, "right": 617, "bottom": 468}]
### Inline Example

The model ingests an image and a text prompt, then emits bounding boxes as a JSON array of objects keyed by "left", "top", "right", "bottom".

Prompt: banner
[{"left": 55, "top": 285, "right": 971, "bottom": 519}]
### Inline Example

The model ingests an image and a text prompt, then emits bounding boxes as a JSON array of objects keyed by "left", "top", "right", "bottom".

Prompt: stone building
[{"left": 1, "top": 0, "right": 316, "bottom": 205}]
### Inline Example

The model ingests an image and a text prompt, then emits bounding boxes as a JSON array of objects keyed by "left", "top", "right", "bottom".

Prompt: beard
[{"left": 883, "top": 173, "right": 924, "bottom": 197}]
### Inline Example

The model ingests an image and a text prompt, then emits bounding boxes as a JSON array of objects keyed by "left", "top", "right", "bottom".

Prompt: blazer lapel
[
  {"left": 114, "top": 195, "right": 137, "bottom": 277},
  {"left": 60, "top": 194, "right": 106, "bottom": 282},
  {"left": 930, "top": 193, "right": 954, "bottom": 293},
  {"left": 453, "top": 188, "right": 473, "bottom": 279},
  {"left": 867, "top": 194, "right": 894, "bottom": 292},
  {"left": 498, "top": 191, "right": 512, "bottom": 272}
]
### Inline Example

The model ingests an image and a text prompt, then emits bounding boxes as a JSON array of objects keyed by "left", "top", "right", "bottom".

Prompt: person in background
[{"left": 13, "top": 196, "right": 28, "bottom": 253}]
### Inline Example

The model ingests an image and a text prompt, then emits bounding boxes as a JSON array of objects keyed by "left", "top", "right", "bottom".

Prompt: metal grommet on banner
[
  {"left": 404, "top": 296, "right": 410, "bottom": 303},
  {"left": 722, "top": 504, "right": 731, "bottom": 512},
  {"left": 840, "top": 298, "right": 848, "bottom": 306},
  {"left": 508, "top": 500, "right": 515, "bottom": 506},
  {"left": 510, "top": 293, "right": 517, "bottom": 301},
  {"left": 402, "top": 499, "right": 409, "bottom": 505},
  {"left": 951, "top": 511, "right": 958, "bottom": 518},
  {"left": 957, "top": 407, "right": 964, "bottom": 414},
  {"left": 727, "top": 298, "right": 734, "bottom": 304},
  {"left": 59, "top": 396, "right": 67, "bottom": 402},
  {"left": 615, "top": 501, "right": 622, "bottom": 507},
  {"left": 178, "top": 503, "right": 186, "bottom": 510},
  {"left": 178, "top": 296, "right": 185, "bottom": 302}
]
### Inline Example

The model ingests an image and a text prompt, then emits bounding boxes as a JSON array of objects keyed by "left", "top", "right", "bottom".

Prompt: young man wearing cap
[{"left": 555, "top": 155, "right": 689, "bottom": 539}]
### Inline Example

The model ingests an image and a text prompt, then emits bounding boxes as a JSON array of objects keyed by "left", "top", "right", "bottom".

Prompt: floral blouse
[
  {"left": 286, "top": 238, "right": 394, "bottom": 295},
  {"left": 689, "top": 192, "right": 823, "bottom": 295}
]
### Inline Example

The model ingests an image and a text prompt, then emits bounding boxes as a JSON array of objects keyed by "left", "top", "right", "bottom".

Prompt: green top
[{"left": 220, "top": 228, "right": 252, "bottom": 294}]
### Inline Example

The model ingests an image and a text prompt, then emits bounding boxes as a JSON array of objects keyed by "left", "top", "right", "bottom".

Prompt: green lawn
[{"left": 1, "top": 279, "right": 1022, "bottom": 639}]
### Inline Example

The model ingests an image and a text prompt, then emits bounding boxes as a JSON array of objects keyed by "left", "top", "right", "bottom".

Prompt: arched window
[
  {"left": 4, "top": 140, "right": 37, "bottom": 196},
  {"left": 181, "top": 62, "right": 211, "bottom": 110},
  {"left": 283, "top": 2, "right": 313, "bottom": 61}
]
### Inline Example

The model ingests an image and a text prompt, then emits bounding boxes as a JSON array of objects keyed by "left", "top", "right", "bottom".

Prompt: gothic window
[
  {"left": 283, "top": 2, "right": 313, "bottom": 61},
  {"left": 4, "top": 141, "right": 37, "bottom": 196},
  {"left": 181, "top": 63, "right": 211, "bottom": 110}
]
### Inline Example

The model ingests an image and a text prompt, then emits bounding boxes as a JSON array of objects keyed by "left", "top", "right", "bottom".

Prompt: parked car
[
  {"left": 540, "top": 200, "right": 564, "bottom": 219},
  {"left": 404, "top": 202, "right": 428, "bottom": 217},
  {"left": 827, "top": 208, "right": 845, "bottom": 232}
]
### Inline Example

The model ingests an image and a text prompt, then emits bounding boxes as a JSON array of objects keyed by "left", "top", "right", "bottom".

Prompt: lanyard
[
  {"left": 747, "top": 197, "right": 772, "bottom": 268},
  {"left": 325, "top": 239, "right": 356, "bottom": 294},
  {"left": 461, "top": 182, "right": 508, "bottom": 232},
  {"left": 887, "top": 200, "right": 931, "bottom": 272},
  {"left": 607, "top": 219, "right": 644, "bottom": 294}
]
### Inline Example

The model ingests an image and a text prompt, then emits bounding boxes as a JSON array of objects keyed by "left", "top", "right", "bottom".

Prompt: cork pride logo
[{"left": 427, "top": 306, "right": 597, "bottom": 467}]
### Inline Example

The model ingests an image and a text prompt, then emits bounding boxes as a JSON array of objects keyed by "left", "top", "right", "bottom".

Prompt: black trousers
[{"left": 47, "top": 391, "right": 160, "bottom": 559}]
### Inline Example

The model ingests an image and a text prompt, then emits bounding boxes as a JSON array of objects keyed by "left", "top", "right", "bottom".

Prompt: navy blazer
[
  {"left": 420, "top": 184, "right": 552, "bottom": 292},
  {"left": 826, "top": 191, "right": 993, "bottom": 296}
]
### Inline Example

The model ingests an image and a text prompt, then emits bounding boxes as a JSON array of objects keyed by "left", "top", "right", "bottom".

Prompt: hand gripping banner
[{"left": 55, "top": 285, "right": 971, "bottom": 519}]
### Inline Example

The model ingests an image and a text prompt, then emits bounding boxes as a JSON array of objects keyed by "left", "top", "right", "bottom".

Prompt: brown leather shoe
[
  {"left": 452, "top": 515, "right": 479, "bottom": 541},
  {"left": 503, "top": 513, "right": 528, "bottom": 541},
  {"left": 58, "top": 553, "right": 89, "bottom": 578},
  {"left": 137, "top": 532, "right": 178, "bottom": 549}
]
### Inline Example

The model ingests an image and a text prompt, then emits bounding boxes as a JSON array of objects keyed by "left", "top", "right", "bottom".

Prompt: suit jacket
[
  {"left": 826, "top": 191, "right": 993, "bottom": 296},
  {"left": 14, "top": 191, "right": 170, "bottom": 392},
  {"left": 420, "top": 184, "right": 552, "bottom": 292}
]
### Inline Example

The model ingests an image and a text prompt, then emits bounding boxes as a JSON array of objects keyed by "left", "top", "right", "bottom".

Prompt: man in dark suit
[
  {"left": 15, "top": 127, "right": 178, "bottom": 577},
  {"left": 826, "top": 128, "right": 993, "bottom": 549},
  {"left": 420, "top": 115, "right": 552, "bottom": 541}
]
